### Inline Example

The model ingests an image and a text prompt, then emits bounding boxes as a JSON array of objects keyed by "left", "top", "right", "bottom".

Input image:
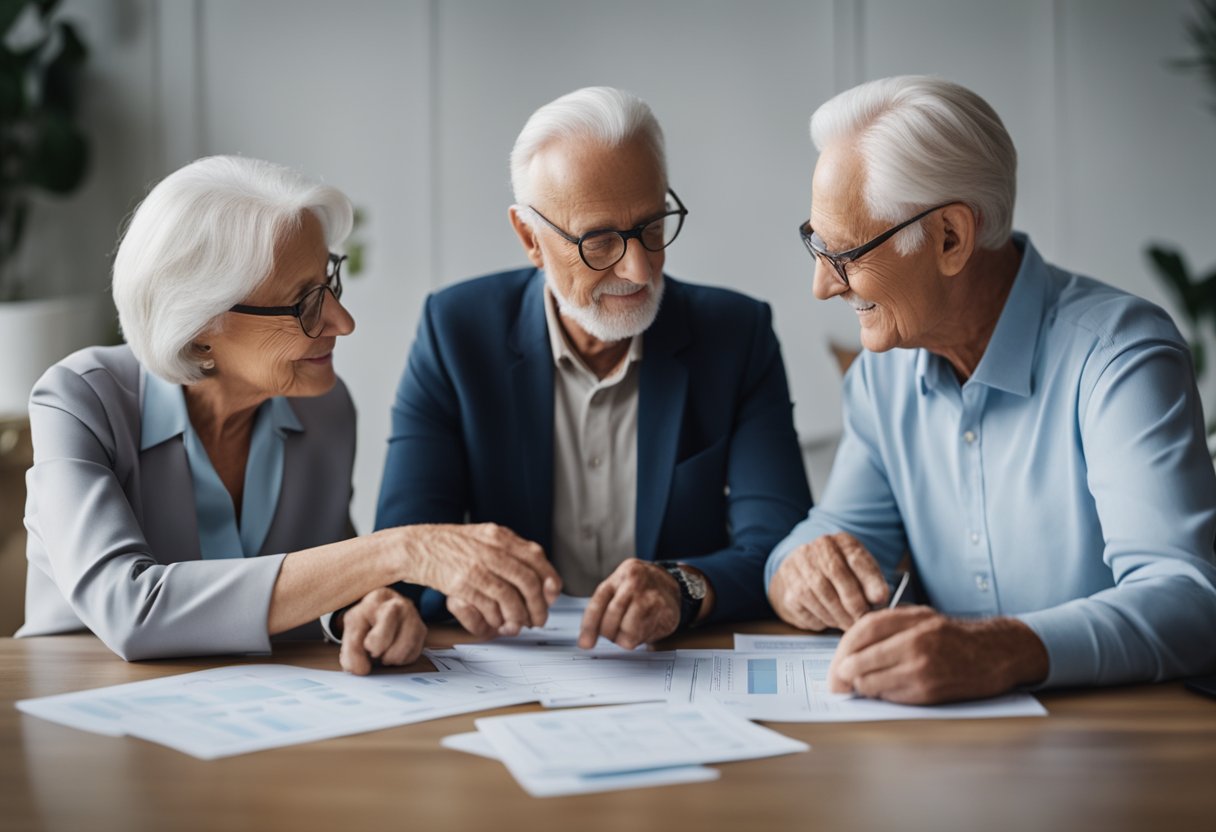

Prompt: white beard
[{"left": 546, "top": 273, "right": 665, "bottom": 342}]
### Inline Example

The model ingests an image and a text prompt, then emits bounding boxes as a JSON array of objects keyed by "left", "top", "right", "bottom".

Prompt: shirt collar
[
  {"left": 141, "top": 368, "right": 304, "bottom": 451},
  {"left": 542, "top": 278, "right": 644, "bottom": 373},
  {"left": 918, "top": 232, "right": 1048, "bottom": 399},
  {"left": 140, "top": 369, "right": 189, "bottom": 451}
]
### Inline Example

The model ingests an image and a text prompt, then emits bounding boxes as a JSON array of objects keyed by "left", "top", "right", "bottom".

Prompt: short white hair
[
  {"left": 810, "top": 75, "right": 1016, "bottom": 253},
  {"left": 112, "top": 156, "right": 353, "bottom": 384},
  {"left": 509, "top": 86, "right": 666, "bottom": 207}
]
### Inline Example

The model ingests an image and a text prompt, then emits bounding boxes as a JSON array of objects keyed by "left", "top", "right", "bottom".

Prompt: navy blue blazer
[{"left": 375, "top": 268, "right": 813, "bottom": 624}]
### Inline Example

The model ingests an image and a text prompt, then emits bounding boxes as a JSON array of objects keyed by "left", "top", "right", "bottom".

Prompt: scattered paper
[
  {"left": 18, "top": 664, "right": 536, "bottom": 759},
  {"left": 426, "top": 644, "right": 676, "bottom": 707},
  {"left": 733, "top": 633, "right": 841, "bottom": 651},
  {"left": 441, "top": 730, "right": 719, "bottom": 797},
  {"left": 474, "top": 701, "right": 808, "bottom": 796},
  {"left": 675, "top": 650, "right": 1047, "bottom": 722}
]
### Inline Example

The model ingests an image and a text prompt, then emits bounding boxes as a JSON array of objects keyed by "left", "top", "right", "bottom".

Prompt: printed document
[
  {"left": 18, "top": 664, "right": 536, "bottom": 759},
  {"left": 676, "top": 649, "right": 1046, "bottom": 722},
  {"left": 440, "top": 730, "right": 719, "bottom": 797},
  {"left": 474, "top": 702, "right": 808, "bottom": 795}
]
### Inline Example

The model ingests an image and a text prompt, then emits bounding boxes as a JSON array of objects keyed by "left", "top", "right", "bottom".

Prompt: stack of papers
[
  {"left": 443, "top": 702, "right": 807, "bottom": 797},
  {"left": 17, "top": 664, "right": 535, "bottom": 760},
  {"left": 430, "top": 634, "right": 1047, "bottom": 723},
  {"left": 14, "top": 598, "right": 1046, "bottom": 787}
]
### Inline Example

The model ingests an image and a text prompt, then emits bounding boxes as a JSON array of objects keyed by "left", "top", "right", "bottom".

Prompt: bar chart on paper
[{"left": 747, "top": 658, "right": 778, "bottom": 694}]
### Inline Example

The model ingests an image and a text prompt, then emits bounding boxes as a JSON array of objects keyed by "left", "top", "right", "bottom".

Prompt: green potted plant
[
  {"left": 0, "top": 0, "right": 94, "bottom": 416},
  {"left": 1146, "top": 0, "right": 1216, "bottom": 450}
]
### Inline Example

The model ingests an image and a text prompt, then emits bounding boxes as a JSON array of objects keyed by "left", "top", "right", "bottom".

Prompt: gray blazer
[{"left": 16, "top": 345, "right": 357, "bottom": 660}]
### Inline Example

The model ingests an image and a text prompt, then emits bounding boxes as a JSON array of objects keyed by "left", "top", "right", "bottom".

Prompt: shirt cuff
[
  {"left": 1014, "top": 601, "right": 1099, "bottom": 689},
  {"left": 320, "top": 610, "right": 344, "bottom": 645}
]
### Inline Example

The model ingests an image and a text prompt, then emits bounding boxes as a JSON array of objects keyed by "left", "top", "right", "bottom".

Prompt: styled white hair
[
  {"left": 509, "top": 85, "right": 667, "bottom": 207},
  {"left": 810, "top": 75, "right": 1016, "bottom": 253},
  {"left": 112, "top": 155, "right": 353, "bottom": 384}
]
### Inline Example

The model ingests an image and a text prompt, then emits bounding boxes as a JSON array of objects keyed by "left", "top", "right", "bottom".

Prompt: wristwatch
[{"left": 656, "top": 561, "right": 707, "bottom": 631}]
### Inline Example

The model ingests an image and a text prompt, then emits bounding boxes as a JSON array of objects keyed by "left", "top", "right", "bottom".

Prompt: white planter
[{"left": 0, "top": 295, "right": 106, "bottom": 418}]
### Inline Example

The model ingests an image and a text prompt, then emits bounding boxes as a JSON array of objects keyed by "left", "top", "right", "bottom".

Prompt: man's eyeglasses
[
  {"left": 230, "top": 252, "right": 346, "bottom": 338},
  {"left": 528, "top": 189, "right": 688, "bottom": 271},
  {"left": 798, "top": 202, "right": 955, "bottom": 288}
]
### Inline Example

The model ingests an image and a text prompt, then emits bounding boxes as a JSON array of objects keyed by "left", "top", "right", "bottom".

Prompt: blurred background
[{"left": 2, "top": 0, "right": 1215, "bottom": 634}]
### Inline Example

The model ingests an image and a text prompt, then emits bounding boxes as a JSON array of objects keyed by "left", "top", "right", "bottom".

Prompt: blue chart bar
[{"left": 747, "top": 659, "right": 778, "bottom": 694}]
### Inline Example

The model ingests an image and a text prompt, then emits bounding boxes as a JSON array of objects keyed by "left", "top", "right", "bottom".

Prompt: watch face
[{"left": 681, "top": 568, "right": 708, "bottom": 600}]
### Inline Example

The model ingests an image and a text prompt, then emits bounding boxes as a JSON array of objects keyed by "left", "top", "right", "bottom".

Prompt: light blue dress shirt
[
  {"left": 141, "top": 370, "right": 302, "bottom": 559},
  {"left": 766, "top": 234, "right": 1216, "bottom": 688}
]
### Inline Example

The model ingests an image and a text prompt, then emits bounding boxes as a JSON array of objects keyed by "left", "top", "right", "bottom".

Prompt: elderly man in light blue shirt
[{"left": 767, "top": 75, "right": 1216, "bottom": 705}]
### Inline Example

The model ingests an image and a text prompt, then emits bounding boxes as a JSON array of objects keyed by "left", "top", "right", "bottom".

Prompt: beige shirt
[{"left": 544, "top": 288, "right": 643, "bottom": 596}]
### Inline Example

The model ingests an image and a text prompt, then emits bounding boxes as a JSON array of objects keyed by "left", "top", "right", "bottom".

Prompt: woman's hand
[
  {"left": 337, "top": 588, "right": 427, "bottom": 675},
  {"left": 399, "top": 523, "right": 562, "bottom": 638}
]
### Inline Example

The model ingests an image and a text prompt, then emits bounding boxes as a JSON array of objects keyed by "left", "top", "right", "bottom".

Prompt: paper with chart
[
  {"left": 474, "top": 702, "right": 807, "bottom": 796},
  {"left": 675, "top": 649, "right": 1047, "bottom": 722},
  {"left": 426, "top": 643, "right": 678, "bottom": 707},
  {"left": 733, "top": 633, "right": 841, "bottom": 651},
  {"left": 18, "top": 664, "right": 537, "bottom": 759},
  {"left": 440, "top": 730, "right": 719, "bottom": 797}
]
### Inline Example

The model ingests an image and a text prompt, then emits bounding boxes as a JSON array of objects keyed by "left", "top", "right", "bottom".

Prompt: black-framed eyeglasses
[
  {"left": 528, "top": 189, "right": 688, "bottom": 271},
  {"left": 798, "top": 202, "right": 955, "bottom": 288},
  {"left": 230, "top": 253, "right": 346, "bottom": 338}
]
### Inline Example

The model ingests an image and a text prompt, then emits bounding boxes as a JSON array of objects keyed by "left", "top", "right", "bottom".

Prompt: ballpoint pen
[{"left": 887, "top": 571, "right": 910, "bottom": 609}]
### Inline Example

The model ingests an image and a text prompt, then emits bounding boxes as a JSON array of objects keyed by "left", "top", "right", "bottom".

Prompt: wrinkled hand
[
  {"left": 769, "top": 532, "right": 889, "bottom": 631},
  {"left": 827, "top": 606, "right": 1050, "bottom": 705},
  {"left": 407, "top": 523, "right": 561, "bottom": 639},
  {"left": 337, "top": 588, "right": 427, "bottom": 676},
  {"left": 577, "top": 559, "right": 682, "bottom": 650}
]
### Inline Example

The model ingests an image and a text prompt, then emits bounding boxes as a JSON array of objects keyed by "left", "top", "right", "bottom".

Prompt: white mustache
[
  {"left": 843, "top": 293, "right": 876, "bottom": 311},
  {"left": 594, "top": 279, "right": 649, "bottom": 300}
]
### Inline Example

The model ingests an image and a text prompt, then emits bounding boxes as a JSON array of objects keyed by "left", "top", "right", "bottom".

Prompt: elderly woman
[
  {"left": 766, "top": 76, "right": 1216, "bottom": 704},
  {"left": 16, "top": 156, "right": 560, "bottom": 673}
]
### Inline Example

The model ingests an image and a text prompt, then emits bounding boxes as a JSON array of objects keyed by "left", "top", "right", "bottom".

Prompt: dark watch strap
[{"left": 656, "top": 560, "right": 704, "bottom": 631}]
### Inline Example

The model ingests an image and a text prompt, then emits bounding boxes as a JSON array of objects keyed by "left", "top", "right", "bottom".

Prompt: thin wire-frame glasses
[
  {"left": 798, "top": 202, "right": 955, "bottom": 287},
  {"left": 230, "top": 253, "right": 346, "bottom": 338},
  {"left": 528, "top": 189, "right": 688, "bottom": 271}
]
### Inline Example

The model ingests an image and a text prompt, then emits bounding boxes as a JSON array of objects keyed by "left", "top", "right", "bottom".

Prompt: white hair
[
  {"left": 810, "top": 75, "right": 1016, "bottom": 253},
  {"left": 510, "top": 86, "right": 666, "bottom": 207},
  {"left": 112, "top": 155, "right": 353, "bottom": 384}
]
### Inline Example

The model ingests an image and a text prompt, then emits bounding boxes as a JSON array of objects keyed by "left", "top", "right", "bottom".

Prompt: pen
[{"left": 887, "top": 571, "right": 910, "bottom": 609}]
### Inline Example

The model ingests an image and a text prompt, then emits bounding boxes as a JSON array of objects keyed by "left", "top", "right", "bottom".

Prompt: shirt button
[
  {"left": 589, "top": 456, "right": 602, "bottom": 469},
  {"left": 970, "top": 531, "right": 980, "bottom": 545},
  {"left": 581, "top": 526, "right": 594, "bottom": 541},
  {"left": 975, "top": 574, "right": 990, "bottom": 592},
  {"left": 963, "top": 430, "right": 977, "bottom": 444}
]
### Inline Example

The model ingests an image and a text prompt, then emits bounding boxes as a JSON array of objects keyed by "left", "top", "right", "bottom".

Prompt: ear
[
  {"left": 936, "top": 203, "right": 977, "bottom": 277},
  {"left": 509, "top": 205, "right": 545, "bottom": 269}
]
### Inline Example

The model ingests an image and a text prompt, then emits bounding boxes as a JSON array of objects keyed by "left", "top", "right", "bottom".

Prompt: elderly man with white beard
[
  {"left": 368, "top": 87, "right": 812, "bottom": 649},
  {"left": 767, "top": 75, "right": 1216, "bottom": 704}
]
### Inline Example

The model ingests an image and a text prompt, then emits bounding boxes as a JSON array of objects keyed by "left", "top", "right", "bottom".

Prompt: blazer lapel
[
  {"left": 636, "top": 277, "right": 690, "bottom": 561},
  {"left": 508, "top": 271, "right": 555, "bottom": 554},
  {"left": 139, "top": 437, "right": 202, "bottom": 562}
]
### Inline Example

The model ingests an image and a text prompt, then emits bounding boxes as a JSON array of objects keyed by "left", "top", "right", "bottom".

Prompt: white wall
[{"left": 40, "top": 0, "right": 1216, "bottom": 531}]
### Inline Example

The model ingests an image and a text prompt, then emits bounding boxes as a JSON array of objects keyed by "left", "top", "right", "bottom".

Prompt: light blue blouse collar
[{"left": 140, "top": 370, "right": 303, "bottom": 558}]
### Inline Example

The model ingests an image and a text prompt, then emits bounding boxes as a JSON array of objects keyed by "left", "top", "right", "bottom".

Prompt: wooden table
[{"left": 3, "top": 624, "right": 1215, "bottom": 832}]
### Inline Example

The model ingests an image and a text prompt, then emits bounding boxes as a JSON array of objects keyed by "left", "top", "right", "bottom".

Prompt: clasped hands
[
  {"left": 337, "top": 523, "right": 687, "bottom": 674},
  {"left": 769, "top": 532, "right": 1048, "bottom": 705}
]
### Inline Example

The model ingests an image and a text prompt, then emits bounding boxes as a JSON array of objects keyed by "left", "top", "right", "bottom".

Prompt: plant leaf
[
  {"left": 26, "top": 111, "right": 88, "bottom": 193},
  {"left": 41, "top": 20, "right": 87, "bottom": 113},
  {"left": 1147, "top": 244, "right": 1200, "bottom": 323},
  {"left": 0, "top": 0, "right": 25, "bottom": 37}
]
